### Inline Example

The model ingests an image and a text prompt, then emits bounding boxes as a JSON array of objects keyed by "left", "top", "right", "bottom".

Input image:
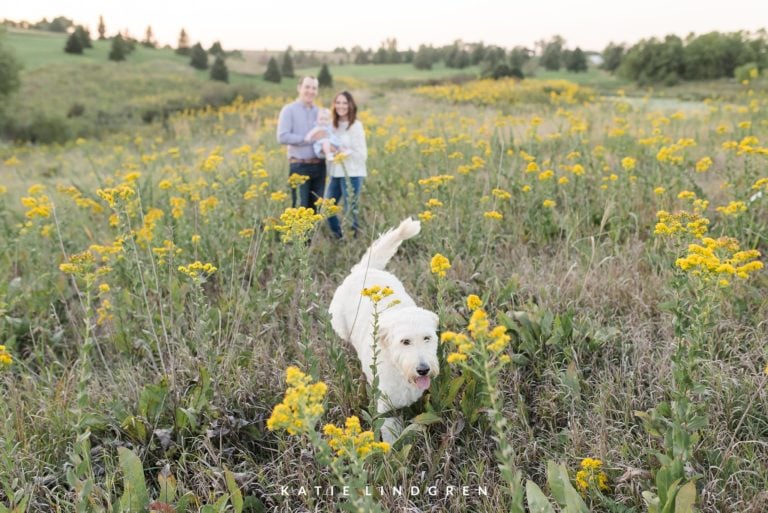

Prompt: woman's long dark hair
[{"left": 332, "top": 91, "right": 357, "bottom": 129}]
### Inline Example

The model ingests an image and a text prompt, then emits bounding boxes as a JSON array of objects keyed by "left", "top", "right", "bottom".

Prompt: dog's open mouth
[{"left": 413, "top": 376, "right": 431, "bottom": 390}]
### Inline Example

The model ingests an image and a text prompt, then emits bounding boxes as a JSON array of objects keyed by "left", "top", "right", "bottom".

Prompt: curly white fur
[{"left": 329, "top": 218, "right": 439, "bottom": 441}]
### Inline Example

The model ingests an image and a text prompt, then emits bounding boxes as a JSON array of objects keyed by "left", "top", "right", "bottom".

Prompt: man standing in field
[{"left": 277, "top": 76, "right": 327, "bottom": 211}]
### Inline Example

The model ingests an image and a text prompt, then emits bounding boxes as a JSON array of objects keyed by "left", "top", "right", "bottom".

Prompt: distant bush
[
  {"left": 189, "top": 43, "right": 208, "bottom": 70},
  {"left": 210, "top": 55, "right": 228, "bottom": 83},
  {"left": 318, "top": 64, "right": 332, "bottom": 87},
  {"left": 281, "top": 51, "right": 295, "bottom": 78},
  {"left": 413, "top": 45, "right": 436, "bottom": 70},
  {"left": 74, "top": 26, "right": 92, "bottom": 49},
  {"left": 109, "top": 35, "right": 127, "bottom": 62},
  {"left": 263, "top": 57, "right": 281, "bottom": 83},
  {"left": 5, "top": 113, "right": 70, "bottom": 143},
  {"left": 67, "top": 103, "right": 86, "bottom": 118},
  {"left": 64, "top": 32, "right": 83, "bottom": 54},
  {"left": 490, "top": 63, "right": 523, "bottom": 80},
  {"left": 734, "top": 62, "right": 760, "bottom": 82},
  {"left": 0, "top": 31, "right": 22, "bottom": 102}
]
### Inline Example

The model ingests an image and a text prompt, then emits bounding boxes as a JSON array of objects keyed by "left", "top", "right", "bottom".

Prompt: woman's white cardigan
[{"left": 328, "top": 120, "right": 367, "bottom": 178}]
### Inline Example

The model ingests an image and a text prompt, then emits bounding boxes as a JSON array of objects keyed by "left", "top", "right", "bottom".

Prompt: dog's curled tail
[{"left": 353, "top": 217, "right": 421, "bottom": 271}]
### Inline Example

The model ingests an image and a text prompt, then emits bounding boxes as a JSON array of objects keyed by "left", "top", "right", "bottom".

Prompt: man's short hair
[{"left": 298, "top": 75, "right": 318, "bottom": 87}]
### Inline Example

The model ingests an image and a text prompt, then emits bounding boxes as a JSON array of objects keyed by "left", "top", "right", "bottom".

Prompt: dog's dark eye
[
  {"left": 424, "top": 336, "right": 431, "bottom": 342},
  {"left": 401, "top": 339, "right": 411, "bottom": 346}
]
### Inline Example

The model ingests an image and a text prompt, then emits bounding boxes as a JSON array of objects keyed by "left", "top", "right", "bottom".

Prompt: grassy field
[
  {"left": 297, "top": 62, "right": 482, "bottom": 82},
  {"left": 1, "top": 28, "right": 768, "bottom": 513}
]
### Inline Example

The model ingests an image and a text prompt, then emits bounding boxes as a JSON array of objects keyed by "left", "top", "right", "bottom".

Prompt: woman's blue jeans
[{"left": 325, "top": 176, "right": 364, "bottom": 238}]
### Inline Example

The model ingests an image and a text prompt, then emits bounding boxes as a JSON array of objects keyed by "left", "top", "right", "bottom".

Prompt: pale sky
[{"left": 4, "top": 1, "right": 767, "bottom": 52}]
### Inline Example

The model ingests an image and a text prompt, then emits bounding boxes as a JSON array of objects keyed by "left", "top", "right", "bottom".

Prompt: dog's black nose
[{"left": 416, "top": 364, "right": 430, "bottom": 376}]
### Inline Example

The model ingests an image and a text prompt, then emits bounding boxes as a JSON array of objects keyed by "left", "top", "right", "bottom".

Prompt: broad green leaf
[
  {"left": 411, "top": 412, "right": 442, "bottom": 426},
  {"left": 213, "top": 494, "right": 230, "bottom": 512},
  {"left": 642, "top": 490, "right": 660, "bottom": 513},
  {"left": 545, "top": 461, "right": 588, "bottom": 513},
  {"left": 158, "top": 473, "right": 176, "bottom": 504},
  {"left": 138, "top": 383, "right": 169, "bottom": 421},
  {"left": 225, "top": 470, "right": 243, "bottom": 513},
  {"left": 117, "top": 448, "right": 149, "bottom": 512},
  {"left": 675, "top": 481, "right": 697, "bottom": 513},
  {"left": 445, "top": 375, "right": 465, "bottom": 404},
  {"left": 525, "top": 480, "right": 556, "bottom": 513}
]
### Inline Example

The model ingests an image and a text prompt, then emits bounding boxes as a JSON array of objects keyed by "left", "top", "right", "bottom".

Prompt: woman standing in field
[{"left": 325, "top": 91, "right": 367, "bottom": 239}]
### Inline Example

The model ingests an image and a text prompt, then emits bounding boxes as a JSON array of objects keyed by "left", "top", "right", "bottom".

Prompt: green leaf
[
  {"left": 445, "top": 375, "right": 465, "bottom": 405},
  {"left": 546, "top": 460, "right": 567, "bottom": 504},
  {"left": 411, "top": 412, "right": 442, "bottom": 426},
  {"left": 121, "top": 415, "right": 148, "bottom": 443},
  {"left": 660, "top": 479, "right": 683, "bottom": 513},
  {"left": 242, "top": 496, "right": 267, "bottom": 513},
  {"left": 545, "top": 461, "right": 589, "bottom": 513},
  {"left": 117, "top": 448, "right": 149, "bottom": 512},
  {"left": 525, "top": 480, "right": 556, "bottom": 513},
  {"left": 213, "top": 494, "right": 230, "bottom": 512},
  {"left": 157, "top": 472, "right": 176, "bottom": 504},
  {"left": 225, "top": 470, "right": 243, "bottom": 513},
  {"left": 175, "top": 407, "right": 198, "bottom": 431},
  {"left": 675, "top": 481, "right": 697, "bottom": 513},
  {"left": 642, "top": 490, "right": 660, "bottom": 513},
  {"left": 138, "top": 382, "right": 169, "bottom": 421}
]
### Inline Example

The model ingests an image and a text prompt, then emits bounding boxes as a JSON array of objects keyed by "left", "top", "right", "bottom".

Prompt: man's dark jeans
[{"left": 290, "top": 161, "right": 326, "bottom": 211}]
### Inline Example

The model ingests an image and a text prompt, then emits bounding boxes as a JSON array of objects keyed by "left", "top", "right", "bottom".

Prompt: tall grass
[{"left": 0, "top": 75, "right": 766, "bottom": 512}]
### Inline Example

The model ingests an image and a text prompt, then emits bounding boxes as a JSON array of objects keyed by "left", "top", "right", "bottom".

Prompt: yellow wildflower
[
  {"left": 466, "top": 294, "right": 483, "bottom": 311},
  {"left": 267, "top": 366, "right": 327, "bottom": 436},
  {"left": 430, "top": 253, "right": 451, "bottom": 278}
]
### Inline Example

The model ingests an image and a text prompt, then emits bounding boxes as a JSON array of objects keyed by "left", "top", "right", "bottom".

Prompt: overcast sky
[{"left": 4, "top": 1, "right": 767, "bottom": 52}]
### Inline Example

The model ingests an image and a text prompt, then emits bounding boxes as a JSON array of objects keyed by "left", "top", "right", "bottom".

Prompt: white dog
[{"left": 329, "top": 218, "right": 439, "bottom": 441}]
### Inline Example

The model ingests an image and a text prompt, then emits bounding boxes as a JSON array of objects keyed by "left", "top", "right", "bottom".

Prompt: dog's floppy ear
[
  {"left": 376, "top": 319, "right": 394, "bottom": 348},
  {"left": 429, "top": 312, "right": 439, "bottom": 330}
]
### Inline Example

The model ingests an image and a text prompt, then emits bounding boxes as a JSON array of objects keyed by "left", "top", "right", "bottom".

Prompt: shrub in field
[
  {"left": 108, "top": 34, "right": 127, "bottom": 62},
  {"left": 281, "top": 50, "right": 295, "bottom": 78},
  {"left": 263, "top": 56, "right": 281, "bottom": 83},
  {"left": 318, "top": 63, "right": 333, "bottom": 87},
  {"left": 0, "top": 31, "right": 21, "bottom": 103},
  {"left": 189, "top": 43, "right": 209, "bottom": 70},
  {"left": 64, "top": 32, "right": 84, "bottom": 55},
  {"left": 210, "top": 55, "right": 229, "bottom": 83}
]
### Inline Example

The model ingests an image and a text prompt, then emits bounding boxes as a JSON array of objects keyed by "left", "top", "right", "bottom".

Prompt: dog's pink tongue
[{"left": 415, "top": 376, "right": 431, "bottom": 390}]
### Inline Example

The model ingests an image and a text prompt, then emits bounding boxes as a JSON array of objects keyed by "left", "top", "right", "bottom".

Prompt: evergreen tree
[
  {"left": 176, "top": 28, "right": 190, "bottom": 56},
  {"left": 209, "top": 41, "right": 224, "bottom": 56},
  {"left": 413, "top": 44, "right": 434, "bottom": 70},
  {"left": 263, "top": 56, "right": 281, "bottom": 82},
  {"left": 601, "top": 42, "right": 625, "bottom": 73},
  {"left": 372, "top": 47, "right": 388, "bottom": 64},
  {"left": 108, "top": 34, "right": 127, "bottom": 61},
  {"left": 189, "top": 43, "right": 208, "bottom": 70},
  {"left": 540, "top": 36, "right": 565, "bottom": 70},
  {"left": 210, "top": 55, "right": 229, "bottom": 82},
  {"left": 318, "top": 63, "right": 332, "bottom": 87},
  {"left": 74, "top": 26, "right": 92, "bottom": 48},
  {"left": 281, "top": 50, "right": 295, "bottom": 77},
  {"left": 564, "top": 47, "right": 588, "bottom": 72},
  {"left": 98, "top": 15, "right": 106, "bottom": 40},
  {"left": 64, "top": 32, "right": 84, "bottom": 54},
  {"left": 142, "top": 26, "right": 156, "bottom": 48}
]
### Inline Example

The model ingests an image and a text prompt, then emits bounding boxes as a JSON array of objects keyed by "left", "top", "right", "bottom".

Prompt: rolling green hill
[{"left": 1, "top": 28, "right": 294, "bottom": 142}]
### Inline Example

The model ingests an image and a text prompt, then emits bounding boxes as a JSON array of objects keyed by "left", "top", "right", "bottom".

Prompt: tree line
[{"left": 601, "top": 30, "right": 768, "bottom": 85}]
